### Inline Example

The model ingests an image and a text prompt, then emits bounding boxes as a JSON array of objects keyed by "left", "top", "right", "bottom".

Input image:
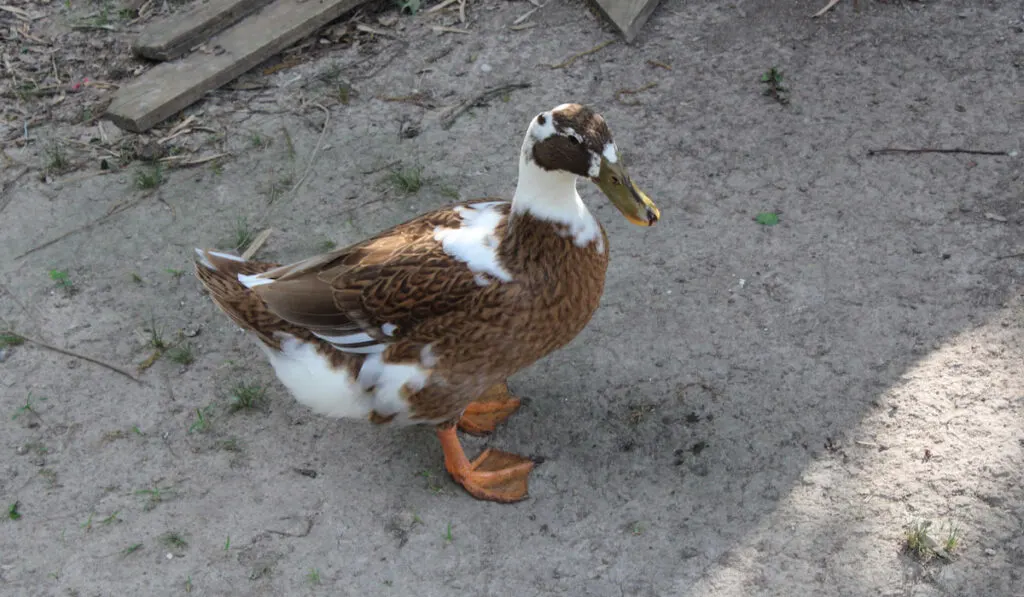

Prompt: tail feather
[{"left": 193, "top": 248, "right": 284, "bottom": 346}]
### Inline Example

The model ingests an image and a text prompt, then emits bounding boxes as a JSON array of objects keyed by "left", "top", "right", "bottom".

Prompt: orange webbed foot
[
  {"left": 437, "top": 425, "right": 535, "bottom": 503},
  {"left": 457, "top": 382, "right": 522, "bottom": 436}
]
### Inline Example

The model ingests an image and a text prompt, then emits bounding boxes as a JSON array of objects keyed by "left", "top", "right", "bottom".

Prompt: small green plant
[
  {"left": 12, "top": 392, "right": 46, "bottom": 420},
  {"left": 443, "top": 522, "right": 453, "bottom": 543},
  {"left": 99, "top": 511, "right": 121, "bottom": 526},
  {"left": 49, "top": 269, "right": 75, "bottom": 294},
  {"left": 944, "top": 522, "right": 962, "bottom": 554},
  {"left": 135, "top": 485, "right": 173, "bottom": 511},
  {"left": 129, "top": 272, "right": 144, "bottom": 285},
  {"left": 904, "top": 519, "right": 958, "bottom": 562},
  {"left": 131, "top": 425, "right": 144, "bottom": 436},
  {"left": 439, "top": 186, "right": 460, "bottom": 200},
  {"left": 81, "top": 512, "right": 94, "bottom": 531},
  {"left": 188, "top": 406, "right": 213, "bottom": 434},
  {"left": 218, "top": 437, "right": 241, "bottom": 452},
  {"left": 145, "top": 316, "right": 167, "bottom": 351},
  {"left": 307, "top": 568, "right": 321, "bottom": 585},
  {"left": 39, "top": 468, "right": 58, "bottom": 488},
  {"left": 761, "top": 67, "right": 789, "bottom": 105},
  {"left": 121, "top": 543, "right": 143, "bottom": 557},
  {"left": 160, "top": 531, "right": 188, "bottom": 550},
  {"left": 185, "top": 576, "right": 193, "bottom": 593},
  {"left": 8, "top": 501, "right": 21, "bottom": 520},
  {"left": 232, "top": 217, "right": 255, "bottom": 251},
  {"left": 250, "top": 131, "right": 271, "bottom": 150},
  {"left": 167, "top": 343, "right": 195, "bottom": 365},
  {"left": 134, "top": 164, "right": 163, "bottom": 190},
  {"left": 317, "top": 239, "right": 337, "bottom": 252},
  {"left": 387, "top": 166, "right": 424, "bottom": 194},
  {"left": 165, "top": 268, "right": 185, "bottom": 278},
  {"left": 46, "top": 144, "right": 70, "bottom": 174},
  {"left": 224, "top": 535, "right": 231, "bottom": 551},
  {"left": 755, "top": 212, "right": 780, "bottom": 226},
  {"left": 396, "top": 0, "right": 421, "bottom": 15},
  {"left": 228, "top": 382, "right": 266, "bottom": 411},
  {"left": 0, "top": 333, "right": 25, "bottom": 348}
]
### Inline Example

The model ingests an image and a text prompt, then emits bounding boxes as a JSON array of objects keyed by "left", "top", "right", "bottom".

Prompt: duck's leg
[
  {"left": 457, "top": 381, "right": 522, "bottom": 436},
  {"left": 437, "top": 422, "right": 535, "bottom": 503}
]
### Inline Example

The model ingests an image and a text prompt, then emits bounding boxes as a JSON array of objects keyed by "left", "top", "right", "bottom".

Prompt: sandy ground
[{"left": 1, "top": 0, "right": 1022, "bottom": 595}]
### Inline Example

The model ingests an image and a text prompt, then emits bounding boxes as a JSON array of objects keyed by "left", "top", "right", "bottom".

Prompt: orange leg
[
  {"left": 436, "top": 424, "right": 535, "bottom": 503},
  {"left": 457, "top": 382, "right": 522, "bottom": 436}
]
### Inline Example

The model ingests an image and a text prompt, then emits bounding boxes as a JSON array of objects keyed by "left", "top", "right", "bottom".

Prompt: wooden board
[
  {"left": 132, "top": 0, "right": 276, "bottom": 61},
  {"left": 107, "top": 0, "right": 367, "bottom": 133},
  {"left": 591, "top": 0, "right": 662, "bottom": 43}
]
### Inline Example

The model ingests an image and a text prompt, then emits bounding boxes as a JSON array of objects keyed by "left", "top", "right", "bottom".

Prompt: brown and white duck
[{"left": 193, "top": 103, "right": 660, "bottom": 503}]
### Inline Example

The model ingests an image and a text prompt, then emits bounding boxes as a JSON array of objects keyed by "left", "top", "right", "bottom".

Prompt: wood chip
[
  {"left": 812, "top": 0, "right": 843, "bottom": 18},
  {"left": 241, "top": 228, "right": 273, "bottom": 260}
]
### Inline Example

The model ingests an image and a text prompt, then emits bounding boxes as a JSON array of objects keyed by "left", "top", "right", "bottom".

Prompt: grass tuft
[
  {"left": 134, "top": 164, "right": 163, "bottom": 190},
  {"left": 387, "top": 166, "right": 423, "bottom": 194},
  {"left": 160, "top": 531, "right": 189, "bottom": 550},
  {"left": 49, "top": 269, "right": 75, "bottom": 295},
  {"left": 167, "top": 343, "right": 195, "bottom": 365},
  {"left": 232, "top": 217, "right": 255, "bottom": 252},
  {"left": 228, "top": 382, "right": 266, "bottom": 411},
  {"left": 0, "top": 333, "right": 25, "bottom": 348}
]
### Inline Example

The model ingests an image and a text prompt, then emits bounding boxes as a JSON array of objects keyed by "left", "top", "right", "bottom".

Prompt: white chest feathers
[
  {"left": 433, "top": 201, "right": 513, "bottom": 286},
  {"left": 258, "top": 333, "right": 433, "bottom": 425}
]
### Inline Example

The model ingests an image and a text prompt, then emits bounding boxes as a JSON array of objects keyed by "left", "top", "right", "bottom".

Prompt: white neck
[{"left": 510, "top": 143, "right": 601, "bottom": 247}]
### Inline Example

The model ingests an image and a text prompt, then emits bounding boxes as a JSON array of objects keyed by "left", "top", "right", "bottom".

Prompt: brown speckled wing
[{"left": 250, "top": 200, "right": 512, "bottom": 345}]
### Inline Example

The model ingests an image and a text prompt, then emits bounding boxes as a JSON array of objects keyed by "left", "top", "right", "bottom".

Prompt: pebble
[
  {"left": 984, "top": 548, "right": 996, "bottom": 556},
  {"left": 480, "top": 63, "right": 492, "bottom": 73}
]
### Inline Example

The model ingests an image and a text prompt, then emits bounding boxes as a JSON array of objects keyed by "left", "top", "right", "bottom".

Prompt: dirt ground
[{"left": 1, "top": 0, "right": 1022, "bottom": 595}]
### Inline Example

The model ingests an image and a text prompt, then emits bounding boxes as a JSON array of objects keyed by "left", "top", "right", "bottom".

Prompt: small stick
[
  {"left": 646, "top": 59, "right": 672, "bottom": 70},
  {"left": 514, "top": 6, "right": 539, "bottom": 24},
  {"left": 867, "top": 147, "right": 1010, "bottom": 157},
  {"left": 812, "top": 0, "right": 843, "bottom": 18},
  {"left": 290, "top": 103, "right": 330, "bottom": 194},
  {"left": 996, "top": 252, "right": 1024, "bottom": 260},
  {"left": 615, "top": 82, "right": 657, "bottom": 105},
  {"left": 425, "top": 0, "right": 458, "bottom": 13},
  {"left": 8, "top": 332, "right": 143, "bottom": 384},
  {"left": 159, "top": 152, "right": 231, "bottom": 167},
  {"left": 550, "top": 40, "right": 615, "bottom": 69},
  {"left": 241, "top": 228, "right": 273, "bottom": 260},
  {"left": 15, "top": 196, "right": 147, "bottom": 259},
  {"left": 431, "top": 26, "right": 470, "bottom": 34},
  {"left": 441, "top": 82, "right": 531, "bottom": 130}
]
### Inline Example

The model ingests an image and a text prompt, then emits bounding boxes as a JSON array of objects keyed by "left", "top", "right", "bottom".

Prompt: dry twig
[
  {"left": 6, "top": 331, "right": 143, "bottom": 384},
  {"left": 15, "top": 196, "right": 148, "bottom": 259},
  {"left": 241, "top": 228, "right": 273, "bottom": 260},
  {"left": 290, "top": 103, "right": 330, "bottom": 194},
  {"left": 550, "top": 40, "right": 615, "bottom": 69},
  {"left": 615, "top": 82, "right": 657, "bottom": 105},
  {"left": 440, "top": 82, "right": 531, "bottom": 130},
  {"left": 867, "top": 147, "right": 1011, "bottom": 157}
]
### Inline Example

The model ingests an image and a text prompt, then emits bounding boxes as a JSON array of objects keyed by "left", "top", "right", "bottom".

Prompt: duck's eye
[
  {"left": 610, "top": 176, "right": 621, "bottom": 185},
  {"left": 537, "top": 114, "right": 547, "bottom": 125}
]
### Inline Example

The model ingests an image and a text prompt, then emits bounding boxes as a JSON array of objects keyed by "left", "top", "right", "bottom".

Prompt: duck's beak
[{"left": 593, "top": 157, "right": 660, "bottom": 226}]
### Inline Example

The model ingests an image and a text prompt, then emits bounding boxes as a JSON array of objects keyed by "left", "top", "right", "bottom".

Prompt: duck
[{"left": 193, "top": 103, "right": 660, "bottom": 503}]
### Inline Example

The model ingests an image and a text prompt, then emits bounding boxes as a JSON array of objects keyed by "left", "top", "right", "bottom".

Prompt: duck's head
[{"left": 522, "top": 103, "right": 660, "bottom": 227}]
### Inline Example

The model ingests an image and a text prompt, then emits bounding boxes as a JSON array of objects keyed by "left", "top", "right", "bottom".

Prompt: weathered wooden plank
[
  {"left": 107, "top": 0, "right": 367, "bottom": 133},
  {"left": 132, "top": 0, "right": 276, "bottom": 61},
  {"left": 591, "top": 0, "right": 662, "bottom": 43}
]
